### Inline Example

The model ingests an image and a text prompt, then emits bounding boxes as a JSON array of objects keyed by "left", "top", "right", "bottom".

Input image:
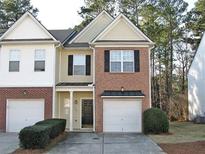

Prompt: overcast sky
[{"left": 31, "top": 0, "right": 197, "bottom": 29}]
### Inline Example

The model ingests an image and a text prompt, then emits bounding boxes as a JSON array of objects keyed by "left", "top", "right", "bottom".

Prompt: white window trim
[
  {"left": 9, "top": 50, "right": 20, "bottom": 72},
  {"left": 110, "top": 50, "right": 134, "bottom": 73},
  {"left": 34, "top": 49, "right": 46, "bottom": 72},
  {"left": 73, "top": 54, "right": 86, "bottom": 76}
]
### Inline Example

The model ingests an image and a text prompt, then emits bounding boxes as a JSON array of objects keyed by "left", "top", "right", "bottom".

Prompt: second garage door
[
  {"left": 6, "top": 99, "right": 45, "bottom": 132},
  {"left": 103, "top": 99, "right": 142, "bottom": 132}
]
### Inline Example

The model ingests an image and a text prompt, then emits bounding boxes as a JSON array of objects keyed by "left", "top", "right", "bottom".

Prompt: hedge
[
  {"left": 19, "top": 125, "right": 51, "bottom": 149},
  {"left": 143, "top": 108, "right": 169, "bottom": 134},
  {"left": 19, "top": 118, "right": 66, "bottom": 149},
  {"left": 35, "top": 119, "right": 66, "bottom": 139}
]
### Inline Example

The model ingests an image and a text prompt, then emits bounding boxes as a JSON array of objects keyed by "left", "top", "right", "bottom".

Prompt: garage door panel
[
  {"left": 7, "top": 99, "right": 45, "bottom": 132},
  {"left": 103, "top": 99, "right": 142, "bottom": 132}
]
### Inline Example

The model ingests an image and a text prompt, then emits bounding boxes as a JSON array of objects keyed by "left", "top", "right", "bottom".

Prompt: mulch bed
[
  {"left": 160, "top": 141, "right": 205, "bottom": 154},
  {"left": 12, "top": 132, "right": 68, "bottom": 154}
]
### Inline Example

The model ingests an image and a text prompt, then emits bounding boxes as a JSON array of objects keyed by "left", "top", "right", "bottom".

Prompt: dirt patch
[
  {"left": 12, "top": 132, "right": 68, "bottom": 154},
  {"left": 160, "top": 141, "right": 205, "bottom": 154}
]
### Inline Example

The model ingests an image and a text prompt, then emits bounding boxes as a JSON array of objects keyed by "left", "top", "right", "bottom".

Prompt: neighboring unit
[
  {"left": 188, "top": 34, "right": 205, "bottom": 120},
  {"left": 0, "top": 12, "right": 58, "bottom": 132},
  {"left": 0, "top": 11, "right": 154, "bottom": 133}
]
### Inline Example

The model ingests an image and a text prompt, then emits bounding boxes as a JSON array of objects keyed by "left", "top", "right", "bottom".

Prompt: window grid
[
  {"left": 34, "top": 49, "right": 45, "bottom": 72},
  {"left": 110, "top": 50, "right": 134, "bottom": 72},
  {"left": 73, "top": 55, "right": 86, "bottom": 75},
  {"left": 9, "top": 50, "right": 20, "bottom": 72}
]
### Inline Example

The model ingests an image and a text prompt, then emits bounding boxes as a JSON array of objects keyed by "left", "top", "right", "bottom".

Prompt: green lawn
[{"left": 149, "top": 122, "right": 205, "bottom": 143}]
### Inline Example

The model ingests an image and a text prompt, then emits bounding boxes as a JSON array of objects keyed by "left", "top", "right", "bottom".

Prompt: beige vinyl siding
[
  {"left": 98, "top": 18, "right": 146, "bottom": 41},
  {"left": 59, "top": 49, "right": 93, "bottom": 83},
  {"left": 57, "top": 91, "right": 93, "bottom": 129},
  {"left": 74, "top": 14, "right": 113, "bottom": 43}
]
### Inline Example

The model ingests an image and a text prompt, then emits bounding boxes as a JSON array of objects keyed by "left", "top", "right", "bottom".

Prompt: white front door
[
  {"left": 6, "top": 99, "right": 44, "bottom": 132},
  {"left": 103, "top": 99, "right": 142, "bottom": 132}
]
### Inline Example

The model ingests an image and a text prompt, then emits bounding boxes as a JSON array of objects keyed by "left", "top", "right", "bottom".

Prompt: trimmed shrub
[
  {"left": 143, "top": 108, "right": 169, "bottom": 134},
  {"left": 19, "top": 118, "right": 66, "bottom": 149},
  {"left": 35, "top": 119, "right": 66, "bottom": 139},
  {"left": 19, "top": 125, "right": 51, "bottom": 149}
]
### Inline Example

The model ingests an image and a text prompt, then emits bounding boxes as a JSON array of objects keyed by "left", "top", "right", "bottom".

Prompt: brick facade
[
  {"left": 0, "top": 87, "right": 53, "bottom": 132},
  {"left": 95, "top": 47, "right": 150, "bottom": 132}
]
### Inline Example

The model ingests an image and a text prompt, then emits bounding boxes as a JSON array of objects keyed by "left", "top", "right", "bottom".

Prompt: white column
[{"left": 69, "top": 91, "right": 73, "bottom": 131}]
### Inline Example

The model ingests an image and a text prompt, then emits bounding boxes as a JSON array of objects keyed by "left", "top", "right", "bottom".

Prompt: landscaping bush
[
  {"left": 143, "top": 108, "right": 169, "bottom": 134},
  {"left": 19, "top": 125, "right": 51, "bottom": 149},
  {"left": 35, "top": 119, "right": 66, "bottom": 139},
  {"left": 19, "top": 118, "right": 66, "bottom": 149}
]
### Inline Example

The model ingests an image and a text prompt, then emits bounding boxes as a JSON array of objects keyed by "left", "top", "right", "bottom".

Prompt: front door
[{"left": 82, "top": 99, "right": 93, "bottom": 128}]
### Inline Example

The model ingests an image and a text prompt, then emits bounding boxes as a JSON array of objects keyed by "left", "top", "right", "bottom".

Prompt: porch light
[
  {"left": 23, "top": 90, "right": 28, "bottom": 96},
  {"left": 121, "top": 87, "right": 124, "bottom": 92},
  {"left": 74, "top": 100, "right": 78, "bottom": 104}
]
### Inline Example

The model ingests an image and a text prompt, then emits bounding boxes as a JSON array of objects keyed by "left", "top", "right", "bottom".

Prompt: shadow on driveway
[
  {"left": 0, "top": 133, "right": 19, "bottom": 154},
  {"left": 47, "top": 133, "right": 165, "bottom": 154}
]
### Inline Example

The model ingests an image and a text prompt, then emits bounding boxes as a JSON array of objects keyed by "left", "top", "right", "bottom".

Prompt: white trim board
[
  {"left": 0, "top": 12, "right": 57, "bottom": 42},
  {"left": 101, "top": 96, "right": 145, "bottom": 98},
  {"left": 92, "top": 13, "right": 154, "bottom": 44}
]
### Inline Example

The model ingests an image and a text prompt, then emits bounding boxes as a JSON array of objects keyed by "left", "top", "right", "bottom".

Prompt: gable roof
[
  {"left": 0, "top": 12, "right": 57, "bottom": 42},
  {"left": 92, "top": 13, "right": 154, "bottom": 44},
  {"left": 49, "top": 28, "right": 75, "bottom": 43},
  {"left": 69, "top": 10, "right": 114, "bottom": 44}
]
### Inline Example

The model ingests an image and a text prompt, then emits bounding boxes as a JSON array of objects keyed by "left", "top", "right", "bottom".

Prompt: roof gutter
[{"left": 0, "top": 40, "right": 60, "bottom": 45}]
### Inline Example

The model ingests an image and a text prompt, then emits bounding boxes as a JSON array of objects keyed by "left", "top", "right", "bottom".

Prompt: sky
[{"left": 31, "top": 0, "right": 197, "bottom": 30}]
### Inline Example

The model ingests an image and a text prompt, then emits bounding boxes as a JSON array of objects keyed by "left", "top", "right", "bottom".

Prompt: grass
[{"left": 149, "top": 122, "right": 205, "bottom": 143}]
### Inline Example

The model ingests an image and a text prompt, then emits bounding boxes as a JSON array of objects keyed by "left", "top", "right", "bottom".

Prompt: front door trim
[{"left": 80, "top": 98, "right": 93, "bottom": 129}]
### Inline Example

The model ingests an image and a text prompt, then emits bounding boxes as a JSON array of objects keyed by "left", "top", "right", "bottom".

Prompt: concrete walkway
[
  {"left": 47, "top": 133, "right": 165, "bottom": 154},
  {"left": 0, "top": 133, "right": 19, "bottom": 154}
]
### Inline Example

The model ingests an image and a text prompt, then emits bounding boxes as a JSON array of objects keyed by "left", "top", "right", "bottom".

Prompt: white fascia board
[
  {"left": 0, "top": 12, "right": 57, "bottom": 42},
  {"left": 69, "top": 10, "right": 114, "bottom": 44},
  {"left": 101, "top": 96, "right": 145, "bottom": 98},
  {"left": 0, "top": 40, "right": 60, "bottom": 45},
  {"left": 63, "top": 47, "right": 91, "bottom": 50},
  {"left": 56, "top": 86, "right": 94, "bottom": 92},
  {"left": 92, "top": 13, "right": 154, "bottom": 44},
  {"left": 0, "top": 84, "right": 54, "bottom": 87}
]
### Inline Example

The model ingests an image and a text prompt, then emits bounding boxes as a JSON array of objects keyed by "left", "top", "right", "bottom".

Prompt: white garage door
[
  {"left": 6, "top": 99, "right": 44, "bottom": 132},
  {"left": 103, "top": 99, "right": 142, "bottom": 132}
]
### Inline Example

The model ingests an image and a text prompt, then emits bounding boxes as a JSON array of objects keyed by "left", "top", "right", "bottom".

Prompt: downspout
[
  {"left": 90, "top": 44, "right": 96, "bottom": 132},
  {"left": 149, "top": 45, "right": 155, "bottom": 108},
  {"left": 52, "top": 42, "right": 61, "bottom": 118}
]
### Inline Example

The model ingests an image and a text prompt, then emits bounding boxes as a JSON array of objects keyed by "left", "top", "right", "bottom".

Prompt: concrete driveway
[
  {"left": 47, "top": 133, "right": 165, "bottom": 154},
  {"left": 0, "top": 133, "right": 19, "bottom": 154}
]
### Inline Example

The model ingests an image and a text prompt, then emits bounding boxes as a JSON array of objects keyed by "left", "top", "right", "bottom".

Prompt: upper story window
[
  {"left": 110, "top": 50, "right": 134, "bottom": 72},
  {"left": 34, "top": 49, "right": 45, "bottom": 72},
  {"left": 9, "top": 50, "right": 20, "bottom": 72},
  {"left": 73, "top": 55, "right": 85, "bottom": 75}
]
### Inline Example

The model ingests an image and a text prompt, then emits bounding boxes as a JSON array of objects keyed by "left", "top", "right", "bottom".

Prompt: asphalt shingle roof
[
  {"left": 49, "top": 28, "right": 75, "bottom": 43},
  {"left": 56, "top": 82, "right": 93, "bottom": 86},
  {"left": 101, "top": 90, "right": 145, "bottom": 97}
]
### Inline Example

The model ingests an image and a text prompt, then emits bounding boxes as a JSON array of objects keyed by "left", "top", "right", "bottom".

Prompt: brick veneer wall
[
  {"left": 0, "top": 87, "right": 53, "bottom": 132},
  {"left": 95, "top": 47, "right": 150, "bottom": 132}
]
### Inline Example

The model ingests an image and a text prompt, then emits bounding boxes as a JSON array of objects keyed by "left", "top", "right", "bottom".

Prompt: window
[
  {"left": 9, "top": 50, "right": 20, "bottom": 72},
  {"left": 73, "top": 55, "right": 85, "bottom": 75},
  {"left": 34, "top": 49, "right": 45, "bottom": 72},
  {"left": 110, "top": 50, "right": 134, "bottom": 72}
]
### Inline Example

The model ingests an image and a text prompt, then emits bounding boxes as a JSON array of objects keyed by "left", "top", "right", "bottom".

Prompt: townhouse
[{"left": 0, "top": 11, "right": 154, "bottom": 133}]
